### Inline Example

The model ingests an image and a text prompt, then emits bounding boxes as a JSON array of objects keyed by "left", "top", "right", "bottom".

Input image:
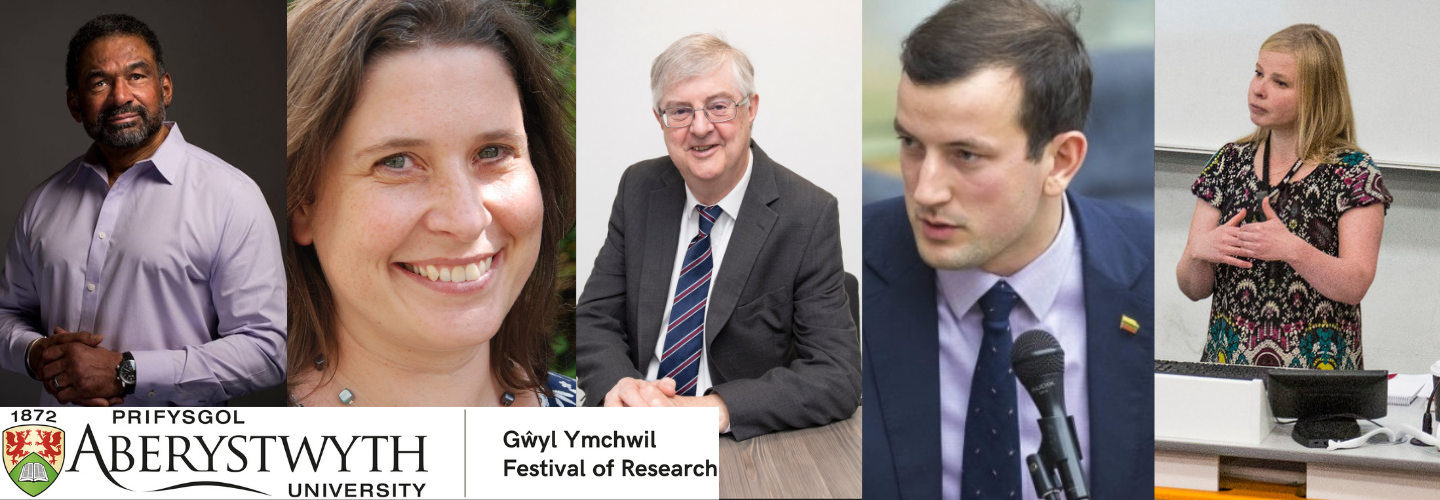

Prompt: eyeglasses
[{"left": 659, "top": 95, "right": 751, "bottom": 128}]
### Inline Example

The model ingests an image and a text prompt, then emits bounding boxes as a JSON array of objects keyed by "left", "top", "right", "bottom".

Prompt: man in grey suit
[{"left": 576, "top": 34, "right": 861, "bottom": 440}]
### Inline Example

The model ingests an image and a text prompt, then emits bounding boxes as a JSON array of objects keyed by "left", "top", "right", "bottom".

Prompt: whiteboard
[{"left": 1156, "top": 0, "right": 1440, "bottom": 170}]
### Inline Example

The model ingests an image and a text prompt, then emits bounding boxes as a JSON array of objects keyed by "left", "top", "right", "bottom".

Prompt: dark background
[{"left": 0, "top": 2, "right": 285, "bottom": 406}]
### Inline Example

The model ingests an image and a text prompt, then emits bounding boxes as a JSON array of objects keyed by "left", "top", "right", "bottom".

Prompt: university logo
[{"left": 4, "top": 425, "right": 63, "bottom": 497}]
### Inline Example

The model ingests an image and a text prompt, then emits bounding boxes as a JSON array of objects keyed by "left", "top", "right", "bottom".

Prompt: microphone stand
[
  {"left": 1025, "top": 454, "right": 1061, "bottom": 500},
  {"left": 1025, "top": 415, "right": 1089, "bottom": 500}
]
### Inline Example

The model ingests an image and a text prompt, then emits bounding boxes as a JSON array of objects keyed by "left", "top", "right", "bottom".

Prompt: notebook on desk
[{"left": 1388, "top": 374, "right": 1433, "bottom": 406}]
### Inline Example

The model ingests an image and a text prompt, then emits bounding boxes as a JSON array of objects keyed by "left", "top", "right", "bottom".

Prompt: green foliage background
[{"left": 531, "top": 0, "right": 577, "bottom": 379}]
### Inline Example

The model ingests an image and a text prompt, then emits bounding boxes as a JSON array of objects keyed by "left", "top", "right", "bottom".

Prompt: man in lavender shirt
[
  {"left": 862, "top": 1, "right": 1153, "bottom": 499},
  {"left": 0, "top": 14, "right": 284, "bottom": 406}
]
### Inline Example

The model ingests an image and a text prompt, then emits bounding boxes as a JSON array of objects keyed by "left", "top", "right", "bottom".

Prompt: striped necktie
[
  {"left": 659, "top": 204, "right": 724, "bottom": 396},
  {"left": 961, "top": 280, "right": 1022, "bottom": 500}
]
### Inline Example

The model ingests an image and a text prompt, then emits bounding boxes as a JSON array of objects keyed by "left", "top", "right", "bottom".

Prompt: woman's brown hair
[{"left": 286, "top": 0, "right": 575, "bottom": 398}]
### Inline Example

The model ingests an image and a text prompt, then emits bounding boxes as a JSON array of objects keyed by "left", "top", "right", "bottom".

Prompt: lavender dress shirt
[
  {"left": 937, "top": 195, "right": 1091, "bottom": 500},
  {"left": 0, "top": 123, "right": 285, "bottom": 406}
]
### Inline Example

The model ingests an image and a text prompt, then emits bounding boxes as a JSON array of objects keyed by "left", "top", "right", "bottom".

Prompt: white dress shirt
[
  {"left": 937, "top": 194, "right": 1090, "bottom": 500},
  {"left": 645, "top": 148, "right": 754, "bottom": 397}
]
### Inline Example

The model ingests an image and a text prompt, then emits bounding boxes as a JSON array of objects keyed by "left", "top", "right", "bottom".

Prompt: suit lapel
[
  {"left": 637, "top": 166, "right": 687, "bottom": 368},
  {"left": 1071, "top": 195, "right": 1153, "bottom": 498},
  {"left": 865, "top": 199, "right": 944, "bottom": 500},
  {"left": 704, "top": 141, "right": 778, "bottom": 356}
]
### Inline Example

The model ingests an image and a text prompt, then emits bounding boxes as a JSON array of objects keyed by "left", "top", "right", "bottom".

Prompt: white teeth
[{"left": 405, "top": 256, "right": 492, "bottom": 283}]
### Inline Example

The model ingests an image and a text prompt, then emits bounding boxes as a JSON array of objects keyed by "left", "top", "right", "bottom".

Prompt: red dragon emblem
[
  {"left": 35, "top": 431, "right": 61, "bottom": 465},
  {"left": 4, "top": 430, "right": 28, "bottom": 468},
  {"left": 4, "top": 424, "right": 64, "bottom": 495}
]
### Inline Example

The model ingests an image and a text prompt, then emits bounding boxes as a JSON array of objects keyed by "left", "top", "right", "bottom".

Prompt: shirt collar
[
  {"left": 936, "top": 193, "right": 1079, "bottom": 321},
  {"left": 682, "top": 144, "right": 754, "bottom": 221},
  {"left": 70, "top": 122, "right": 185, "bottom": 185}
]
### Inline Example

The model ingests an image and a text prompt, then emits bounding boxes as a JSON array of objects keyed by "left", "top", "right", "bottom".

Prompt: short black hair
[
  {"left": 66, "top": 14, "right": 166, "bottom": 91},
  {"left": 902, "top": 0, "right": 1091, "bottom": 161}
]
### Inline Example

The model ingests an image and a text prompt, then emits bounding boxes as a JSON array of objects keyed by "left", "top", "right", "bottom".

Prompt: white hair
[{"left": 650, "top": 33, "right": 755, "bottom": 110}]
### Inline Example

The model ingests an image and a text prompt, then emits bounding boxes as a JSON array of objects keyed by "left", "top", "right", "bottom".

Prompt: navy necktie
[
  {"left": 659, "top": 205, "right": 723, "bottom": 396},
  {"left": 961, "top": 280, "right": 1022, "bottom": 500}
]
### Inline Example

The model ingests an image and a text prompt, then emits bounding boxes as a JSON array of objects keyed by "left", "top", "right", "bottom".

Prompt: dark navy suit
[{"left": 862, "top": 193, "right": 1154, "bottom": 500}]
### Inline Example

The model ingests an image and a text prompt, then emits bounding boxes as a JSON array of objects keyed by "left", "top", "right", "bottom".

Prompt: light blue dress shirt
[{"left": 0, "top": 123, "right": 285, "bottom": 406}]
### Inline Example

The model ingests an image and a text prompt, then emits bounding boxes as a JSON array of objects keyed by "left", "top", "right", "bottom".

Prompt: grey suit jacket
[{"left": 576, "top": 141, "right": 861, "bottom": 440}]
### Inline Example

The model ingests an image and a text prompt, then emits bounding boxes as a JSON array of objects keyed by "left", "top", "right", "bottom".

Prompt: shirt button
[
  {"left": 147, "top": 391, "right": 156, "bottom": 398},
  {"left": 86, "top": 283, "right": 95, "bottom": 292},
  {"left": 97, "top": 231, "right": 106, "bottom": 240}
]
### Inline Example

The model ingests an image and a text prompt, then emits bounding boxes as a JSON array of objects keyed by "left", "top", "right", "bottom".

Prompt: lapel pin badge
[{"left": 1120, "top": 315, "right": 1140, "bottom": 335}]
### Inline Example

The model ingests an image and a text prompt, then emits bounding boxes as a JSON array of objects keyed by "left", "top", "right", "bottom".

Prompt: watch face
[{"left": 120, "top": 360, "right": 137, "bottom": 385}]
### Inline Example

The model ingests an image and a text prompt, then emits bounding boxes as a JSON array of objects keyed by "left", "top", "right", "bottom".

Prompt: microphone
[{"left": 1011, "top": 329, "right": 1088, "bottom": 500}]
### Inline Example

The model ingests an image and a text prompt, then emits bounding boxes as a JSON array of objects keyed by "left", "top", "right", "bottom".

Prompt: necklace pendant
[{"left": 339, "top": 388, "right": 355, "bottom": 405}]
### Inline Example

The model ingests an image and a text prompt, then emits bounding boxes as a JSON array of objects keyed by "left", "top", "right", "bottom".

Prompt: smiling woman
[{"left": 285, "top": 0, "right": 576, "bottom": 407}]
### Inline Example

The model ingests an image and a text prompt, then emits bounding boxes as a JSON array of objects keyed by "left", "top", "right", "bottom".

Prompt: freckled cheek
[
  {"left": 483, "top": 168, "right": 546, "bottom": 251},
  {"left": 314, "top": 187, "right": 426, "bottom": 288}
]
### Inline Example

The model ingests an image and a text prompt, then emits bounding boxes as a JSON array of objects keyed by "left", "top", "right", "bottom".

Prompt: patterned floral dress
[{"left": 1191, "top": 141, "right": 1392, "bottom": 369}]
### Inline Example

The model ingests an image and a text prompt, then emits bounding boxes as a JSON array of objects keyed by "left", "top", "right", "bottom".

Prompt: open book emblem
[{"left": 4, "top": 425, "right": 63, "bottom": 497}]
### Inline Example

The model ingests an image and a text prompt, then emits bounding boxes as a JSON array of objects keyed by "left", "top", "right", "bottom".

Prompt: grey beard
[{"left": 85, "top": 104, "right": 166, "bottom": 149}]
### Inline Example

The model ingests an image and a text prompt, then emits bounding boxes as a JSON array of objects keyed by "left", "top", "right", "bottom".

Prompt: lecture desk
[
  {"left": 718, "top": 407, "right": 862, "bottom": 499},
  {"left": 1155, "top": 398, "right": 1440, "bottom": 500}
]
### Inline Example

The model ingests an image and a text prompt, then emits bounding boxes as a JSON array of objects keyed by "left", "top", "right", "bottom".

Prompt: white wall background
[
  {"left": 1154, "top": 1, "right": 1440, "bottom": 374},
  {"left": 1155, "top": 151, "right": 1440, "bottom": 375},
  {"left": 575, "top": 0, "right": 863, "bottom": 298},
  {"left": 1156, "top": 0, "right": 1440, "bottom": 169}
]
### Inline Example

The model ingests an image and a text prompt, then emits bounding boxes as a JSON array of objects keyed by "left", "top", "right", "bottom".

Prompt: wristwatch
[{"left": 115, "top": 352, "right": 137, "bottom": 395}]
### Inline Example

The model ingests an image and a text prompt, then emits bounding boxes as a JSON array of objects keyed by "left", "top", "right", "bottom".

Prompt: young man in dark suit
[
  {"left": 577, "top": 34, "right": 861, "bottom": 440},
  {"left": 863, "top": 1, "right": 1153, "bottom": 499}
]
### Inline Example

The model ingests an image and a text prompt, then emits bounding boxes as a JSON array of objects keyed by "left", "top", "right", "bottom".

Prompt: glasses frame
[{"left": 659, "top": 95, "right": 752, "bottom": 128}]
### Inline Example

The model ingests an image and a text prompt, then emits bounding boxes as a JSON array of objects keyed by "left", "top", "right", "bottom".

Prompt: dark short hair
[
  {"left": 66, "top": 14, "right": 166, "bottom": 91},
  {"left": 902, "top": 0, "right": 1091, "bottom": 161}
]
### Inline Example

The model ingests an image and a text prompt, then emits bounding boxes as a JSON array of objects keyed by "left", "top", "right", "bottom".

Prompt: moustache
[{"left": 99, "top": 103, "right": 148, "bottom": 123}]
